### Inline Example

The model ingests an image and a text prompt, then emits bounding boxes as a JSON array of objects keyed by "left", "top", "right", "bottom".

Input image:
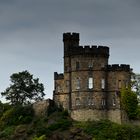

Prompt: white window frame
[{"left": 88, "top": 77, "right": 93, "bottom": 89}]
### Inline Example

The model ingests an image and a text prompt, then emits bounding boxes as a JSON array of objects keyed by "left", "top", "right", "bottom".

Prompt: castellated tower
[{"left": 53, "top": 32, "right": 131, "bottom": 124}]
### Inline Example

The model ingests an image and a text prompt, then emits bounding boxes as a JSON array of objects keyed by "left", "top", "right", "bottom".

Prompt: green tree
[
  {"left": 121, "top": 87, "right": 138, "bottom": 119},
  {"left": 1, "top": 70, "right": 45, "bottom": 105},
  {"left": 131, "top": 73, "right": 140, "bottom": 96}
]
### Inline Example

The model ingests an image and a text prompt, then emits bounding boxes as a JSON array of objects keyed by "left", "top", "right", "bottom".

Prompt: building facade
[{"left": 53, "top": 32, "right": 131, "bottom": 123}]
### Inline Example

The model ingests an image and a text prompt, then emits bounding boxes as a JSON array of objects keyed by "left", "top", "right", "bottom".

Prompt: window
[
  {"left": 75, "top": 98, "right": 80, "bottom": 106},
  {"left": 76, "top": 78, "right": 80, "bottom": 90},
  {"left": 88, "top": 77, "right": 93, "bottom": 89},
  {"left": 88, "top": 98, "right": 95, "bottom": 106},
  {"left": 57, "top": 85, "right": 62, "bottom": 92},
  {"left": 101, "top": 79, "right": 105, "bottom": 89},
  {"left": 76, "top": 61, "right": 80, "bottom": 70},
  {"left": 112, "top": 98, "right": 116, "bottom": 106},
  {"left": 101, "top": 99, "right": 106, "bottom": 106},
  {"left": 88, "top": 61, "right": 93, "bottom": 68},
  {"left": 118, "top": 80, "right": 121, "bottom": 89}
]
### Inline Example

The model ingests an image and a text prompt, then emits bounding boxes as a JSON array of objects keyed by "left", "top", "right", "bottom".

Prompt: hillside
[{"left": 1, "top": 104, "right": 140, "bottom": 140}]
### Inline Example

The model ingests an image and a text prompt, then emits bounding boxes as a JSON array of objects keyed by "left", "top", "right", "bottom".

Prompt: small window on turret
[
  {"left": 57, "top": 85, "right": 62, "bottom": 92},
  {"left": 76, "top": 61, "right": 80, "bottom": 70}
]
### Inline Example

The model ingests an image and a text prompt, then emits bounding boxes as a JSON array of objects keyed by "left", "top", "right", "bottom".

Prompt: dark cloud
[{"left": 0, "top": 0, "right": 140, "bottom": 100}]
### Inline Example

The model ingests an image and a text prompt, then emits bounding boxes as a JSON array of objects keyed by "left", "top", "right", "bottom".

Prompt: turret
[{"left": 63, "top": 32, "right": 79, "bottom": 56}]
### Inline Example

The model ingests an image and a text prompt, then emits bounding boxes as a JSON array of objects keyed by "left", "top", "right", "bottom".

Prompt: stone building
[{"left": 53, "top": 32, "right": 131, "bottom": 124}]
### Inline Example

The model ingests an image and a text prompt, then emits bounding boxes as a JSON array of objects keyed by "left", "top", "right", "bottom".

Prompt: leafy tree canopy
[
  {"left": 1, "top": 70, "right": 45, "bottom": 105},
  {"left": 121, "top": 87, "right": 138, "bottom": 119},
  {"left": 131, "top": 73, "right": 140, "bottom": 98}
]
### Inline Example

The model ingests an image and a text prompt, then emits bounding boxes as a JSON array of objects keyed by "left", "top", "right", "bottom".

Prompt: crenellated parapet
[
  {"left": 63, "top": 32, "right": 109, "bottom": 58},
  {"left": 54, "top": 72, "right": 64, "bottom": 80},
  {"left": 63, "top": 32, "right": 79, "bottom": 41},
  {"left": 65, "top": 45, "right": 109, "bottom": 58},
  {"left": 107, "top": 64, "right": 130, "bottom": 71}
]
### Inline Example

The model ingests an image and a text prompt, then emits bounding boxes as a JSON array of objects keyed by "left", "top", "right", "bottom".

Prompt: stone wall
[
  {"left": 71, "top": 109, "right": 107, "bottom": 121},
  {"left": 33, "top": 99, "right": 54, "bottom": 117}
]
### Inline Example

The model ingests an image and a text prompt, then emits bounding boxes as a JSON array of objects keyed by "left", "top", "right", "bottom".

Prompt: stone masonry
[{"left": 53, "top": 32, "right": 131, "bottom": 124}]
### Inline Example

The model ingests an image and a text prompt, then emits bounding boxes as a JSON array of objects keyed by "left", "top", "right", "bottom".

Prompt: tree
[
  {"left": 121, "top": 87, "right": 138, "bottom": 119},
  {"left": 1, "top": 70, "right": 45, "bottom": 105}
]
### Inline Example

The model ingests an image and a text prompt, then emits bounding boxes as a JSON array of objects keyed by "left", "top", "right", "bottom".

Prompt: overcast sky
[{"left": 0, "top": 0, "right": 140, "bottom": 101}]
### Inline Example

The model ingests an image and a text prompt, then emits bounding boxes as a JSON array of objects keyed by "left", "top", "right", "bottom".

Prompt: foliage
[
  {"left": 0, "top": 126, "right": 15, "bottom": 138},
  {"left": 32, "top": 135, "right": 46, "bottom": 140},
  {"left": 1, "top": 70, "right": 45, "bottom": 105},
  {"left": 76, "top": 120, "right": 140, "bottom": 140},
  {"left": 0, "top": 105, "right": 34, "bottom": 126},
  {"left": 121, "top": 87, "right": 138, "bottom": 119},
  {"left": 131, "top": 73, "right": 140, "bottom": 95}
]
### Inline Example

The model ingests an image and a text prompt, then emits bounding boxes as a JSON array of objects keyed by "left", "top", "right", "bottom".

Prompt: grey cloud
[{"left": 0, "top": 0, "right": 140, "bottom": 100}]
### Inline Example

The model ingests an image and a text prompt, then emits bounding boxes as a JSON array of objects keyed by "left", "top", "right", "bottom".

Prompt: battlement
[
  {"left": 65, "top": 45, "right": 109, "bottom": 58},
  {"left": 107, "top": 64, "right": 130, "bottom": 71},
  {"left": 54, "top": 72, "right": 64, "bottom": 80},
  {"left": 63, "top": 32, "right": 79, "bottom": 41}
]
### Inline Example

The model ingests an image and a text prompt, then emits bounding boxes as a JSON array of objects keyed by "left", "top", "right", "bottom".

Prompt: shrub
[
  {"left": 0, "top": 126, "right": 15, "bottom": 138},
  {"left": 0, "top": 105, "right": 34, "bottom": 126}
]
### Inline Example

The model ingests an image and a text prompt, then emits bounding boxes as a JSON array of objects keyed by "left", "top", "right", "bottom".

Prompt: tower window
[
  {"left": 101, "top": 79, "right": 105, "bottom": 89},
  {"left": 75, "top": 98, "right": 80, "bottom": 106},
  {"left": 76, "top": 61, "right": 80, "bottom": 70},
  {"left": 57, "top": 85, "right": 62, "bottom": 92},
  {"left": 88, "top": 77, "right": 93, "bottom": 89},
  {"left": 76, "top": 78, "right": 80, "bottom": 90}
]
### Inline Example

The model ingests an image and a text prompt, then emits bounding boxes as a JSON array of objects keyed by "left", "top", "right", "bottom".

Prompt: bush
[
  {"left": 0, "top": 126, "right": 15, "bottom": 138},
  {"left": 0, "top": 105, "right": 34, "bottom": 126},
  {"left": 32, "top": 135, "right": 46, "bottom": 140}
]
